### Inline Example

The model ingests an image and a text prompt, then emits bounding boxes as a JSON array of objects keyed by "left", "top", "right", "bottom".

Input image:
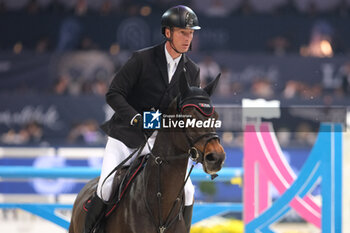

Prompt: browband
[
  {"left": 178, "top": 95, "right": 215, "bottom": 116},
  {"left": 181, "top": 104, "right": 215, "bottom": 117}
]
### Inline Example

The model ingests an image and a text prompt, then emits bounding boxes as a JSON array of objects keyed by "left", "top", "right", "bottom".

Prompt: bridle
[
  {"left": 143, "top": 95, "right": 220, "bottom": 233},
  {"left": 177, "top": 95, "right": 220, "bottom": 163},
  {"left": 185, "top": 131, "right": 220, "bottom": 163}
]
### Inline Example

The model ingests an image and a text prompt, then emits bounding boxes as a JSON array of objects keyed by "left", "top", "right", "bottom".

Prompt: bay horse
[{"left": 69, "top": 73, "right": 226, "bottom": 233}]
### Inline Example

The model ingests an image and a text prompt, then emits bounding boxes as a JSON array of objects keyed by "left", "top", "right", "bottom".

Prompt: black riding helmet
[{"left": 161, "top": 5, "right": 201, "bottom": 36}]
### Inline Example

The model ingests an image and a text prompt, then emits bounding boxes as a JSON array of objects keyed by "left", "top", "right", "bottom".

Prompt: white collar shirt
[{"left": 165, "top": 45, "right": 182, "bottom": 83}]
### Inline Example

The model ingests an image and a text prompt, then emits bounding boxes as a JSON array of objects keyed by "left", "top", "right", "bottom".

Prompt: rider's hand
[{"left": 130, "top": 113, "right": 154, "bottom": 138}]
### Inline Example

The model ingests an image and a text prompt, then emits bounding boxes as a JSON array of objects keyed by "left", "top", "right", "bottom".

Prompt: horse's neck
[
  {"left": 152, "top": 129, "right": 188, "bottom": 171},
  {"left": 145, "top": 130, "right": 189, "bottom": 214}
]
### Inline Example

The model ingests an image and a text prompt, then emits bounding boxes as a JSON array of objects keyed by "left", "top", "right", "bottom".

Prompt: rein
[
  {"left": 143, "top": 136, "right": 195, "bottom": 233},
  {"left": 143, "top": 115, "right": 220, "bottom": 233},
  {"left": 99, "top": 140, "right": 148, "bottom": 204},
  {"left": 101, "top": 93, "right": 220, "bottom": 232}
]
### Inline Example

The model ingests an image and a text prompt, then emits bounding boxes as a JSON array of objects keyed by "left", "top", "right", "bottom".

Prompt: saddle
[{"left": 83, "top": 154, "right": 149, "bottom": 226}]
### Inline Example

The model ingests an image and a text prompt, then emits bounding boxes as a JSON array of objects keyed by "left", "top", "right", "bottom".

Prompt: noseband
[{"left": 185, "top": 131, "right": 219, "bottom": 163}]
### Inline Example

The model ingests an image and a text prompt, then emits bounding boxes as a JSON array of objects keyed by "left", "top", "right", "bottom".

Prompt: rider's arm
[{"left": 105, "top": 52, "right": 142, "bottom": 124}]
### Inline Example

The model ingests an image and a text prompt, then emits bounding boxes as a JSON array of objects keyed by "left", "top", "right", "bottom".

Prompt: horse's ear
[
  {"left": 179, "top": 68, "right": 190, "bottom": 97},
  {"left": 203, "top": 73, "right": 221, "bottom": 96}
]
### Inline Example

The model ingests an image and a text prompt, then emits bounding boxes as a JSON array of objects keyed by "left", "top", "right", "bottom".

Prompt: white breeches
[{"left": 96, "top": 134, "right": 195, "bottom": 206}]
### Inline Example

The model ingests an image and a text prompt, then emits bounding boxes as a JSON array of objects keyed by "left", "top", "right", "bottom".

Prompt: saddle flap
[{"left": 83, "top": 155, "right": 148, "bottom": 218}]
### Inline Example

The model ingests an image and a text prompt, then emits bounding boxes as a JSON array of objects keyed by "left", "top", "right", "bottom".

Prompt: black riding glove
[{"left": 130, "top": 113, "right": 154, "bottom": 138}]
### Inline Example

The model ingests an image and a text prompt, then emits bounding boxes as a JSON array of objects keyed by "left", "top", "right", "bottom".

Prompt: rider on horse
[{"left": 84, "top": 5, "right": 202, "bottom": 233}]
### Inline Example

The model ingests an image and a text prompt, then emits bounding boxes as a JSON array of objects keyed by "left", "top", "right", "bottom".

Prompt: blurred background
[{"left": 0, "top": 0, "right": 349, "bottom": 232}]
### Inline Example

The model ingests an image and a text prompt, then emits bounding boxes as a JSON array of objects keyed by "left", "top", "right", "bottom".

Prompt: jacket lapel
[
  {"left": 155, "top": 42, "right": 169, "bottom": 86},
  {"left": 168, "top": 54, "right": 188, "bottom": 89}
]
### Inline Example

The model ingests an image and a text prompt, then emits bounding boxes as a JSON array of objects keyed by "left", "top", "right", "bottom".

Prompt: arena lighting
[
  {"left": 13, "top": 42, "right": 23, "bottom": 54},
  {"left": 299, "top": 39, "right": 334, "bottom": 57},
  {"left": 320, "top": 39, "right": 333, "bottom": 57},
  {"left": 140, "top": 6, "right": 151, "bottom": 16},
  {"left": 109, "top": 43, "right": 120, "bottom": 55}
]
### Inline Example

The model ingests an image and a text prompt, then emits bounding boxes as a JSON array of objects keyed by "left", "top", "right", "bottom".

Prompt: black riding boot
[
  {"left": 183, "top": 204, "right": 193, "bottom": 233},
  {"left": 84, "top": 193, "right": 106, "bottom": 233}
]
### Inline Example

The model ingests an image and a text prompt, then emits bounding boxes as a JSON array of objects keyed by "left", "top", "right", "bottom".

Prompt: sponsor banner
[{"left": 0, "top": 94, "right": 107, "bottom": 144}]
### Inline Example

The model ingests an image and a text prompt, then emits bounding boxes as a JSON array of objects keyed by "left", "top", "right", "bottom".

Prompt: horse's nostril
[{"left": 205, "top": 153, "right": 216, "bottom": 162}]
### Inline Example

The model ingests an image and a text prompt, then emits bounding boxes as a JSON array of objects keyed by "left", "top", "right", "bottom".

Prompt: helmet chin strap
[
  {"left": 166, "top": 29, "right": 184, "bottom": 55},
  {"left": 166, "top": 38, "right": 183, "bottom": 55}
]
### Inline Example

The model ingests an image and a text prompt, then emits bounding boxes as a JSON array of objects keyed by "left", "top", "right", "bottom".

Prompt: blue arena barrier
[
  {"left": 0, "top": 166, "right": 243, "bottom": 229},
  {"left": 0, "top": 166, "right": 243, "bottom": 181}
]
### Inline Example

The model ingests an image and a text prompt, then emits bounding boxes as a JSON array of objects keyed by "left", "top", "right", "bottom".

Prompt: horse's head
[{"left": 171, "top": 71, "right": 226, "bottom": 175}]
